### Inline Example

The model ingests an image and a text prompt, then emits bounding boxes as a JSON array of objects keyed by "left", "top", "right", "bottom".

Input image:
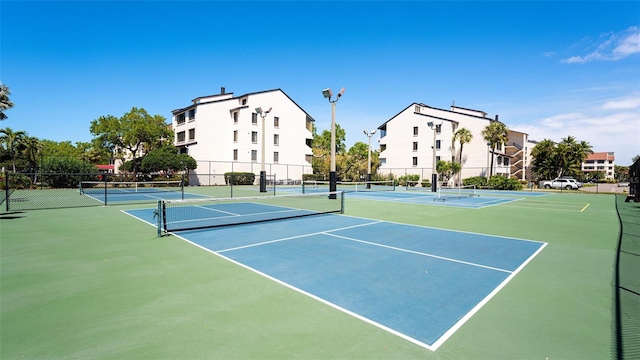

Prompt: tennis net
[
  {"left": 434, "top": 185, "right": 479, "bottom": 201},
  {"left": 80, "top": 180, "right": 183, "bottom": 195},
  {"left": 157, "top": 191, "right": 344, "bottom": 234},
  {"left": 302, "top": 180, "right": 395, "bottom": 194}
]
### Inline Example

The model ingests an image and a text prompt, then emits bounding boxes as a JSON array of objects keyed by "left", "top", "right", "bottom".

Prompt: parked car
[{"left": 541, "top": 178, "right": 583, "bottom": 190}]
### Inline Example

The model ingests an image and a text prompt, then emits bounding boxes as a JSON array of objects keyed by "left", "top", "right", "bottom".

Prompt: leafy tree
[
  {"left": 140, "top": 146, "right": 197, "bottom": 174},
  {"left": 90, "top": 107, "right": 173, "bottom": 175},
  {"left": 311, "top": 123, "right": 346, "bottom": 179},
  {"left": 21, "top": 136, "right": 43, "bottom": 177},
  {"left": 530, "top": 136, "right": 593, "bottom": 180},
  {"left": 530, "top": 139, "right": 556, "bottom": 180},
  {"left": 436, "top": 160, "right": 461, "bottom": 185},
  {"left": 482, "top": 121, "right": 509, "bottom": 177},
  {"left": 0, "top": 83, "right": 14, "bottom": 121},
  {"left": 0, "top": 127, "right": 26, "bottom": 172},
  {"left": 340, "top": 141, "right": 381, "bottom": 181},
  {"left": 40, "top": 157, "right": 97, "bottom": 188}
]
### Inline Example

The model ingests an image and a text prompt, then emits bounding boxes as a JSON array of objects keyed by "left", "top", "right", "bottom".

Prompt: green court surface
[{"left": 0, "top": 191, "right": 624, "bottom": 359}]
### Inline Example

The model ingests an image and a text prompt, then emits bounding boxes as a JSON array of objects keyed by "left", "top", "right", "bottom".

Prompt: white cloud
[
  {"left": 561, "top": 26, "right": 640, "bottom": 64},
  {"left": 602, "top": 93, "right": 640, "bottom": 110},
  {"left": 512, "top": 111, "right": 640, "bottom": 164}
]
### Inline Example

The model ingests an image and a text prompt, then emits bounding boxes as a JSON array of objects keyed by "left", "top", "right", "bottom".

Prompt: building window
[
  {"left": 413, "top": 142, "right": 418, "bottom": 151},
  {"left": 436, "top": 156, "right": 441, "bottom": 162},
  {"left": 176, "top": 113, "right": 186, "bottom": 125},
  {"left": 504, "top": 158, "right": 509, "bottom": 166},
  {"left": 274, "top": 152, "right": 279, "bottom": 163},
  {"left": 188, "top": 109, "right": 195, "bottom": 121},
  {"left": 233, "top": 130, "right": 238, "bottom": 142},
  {"left": 380, "top": 158, "right": 386, "bottom": 165},
  {"left": 274, "top": 117, "right": 279, "bottom": 128},
  {"left": 497, "top": 156, "right": 503, "bottom": 165},
  {"left": 251, "top": 131, "right": 258, "bottom": 143},
  {"left": 251, "top": 150, "right": 257, "bottom": 162},
  {"left": 233, "top": 149, "right": 238, "bottom": 161},
  {"left": 242, "top": 98, "right": 247, "bottom": 105},
  {"left": 188, "top": 128, "right": 195, "bottom": 141},
  {"left": 252, "top": 113, "right": 258, "bottom": 125},
  {"left": 412, "top": 157, "right": 418, "bottom": 166},
  {"left": 413, "top": 126, "right": 418, "bottom": 136},
  {"left": 435, "top": 124, "right": 442, "bottom": 134},
  {"left": 233, "top": 112, "right": 239, "bottom": 124},
  {"left": 177, "top": 131, "right": 185, "bottom": 142},
  {"left": 497, "top": 143, "right": 502, "bottom": 151},
  {"left": 435, "top": 140, "right": 441, "bottom": 150},
  {"left": 274, "top": 134, "right": 279, "bottom": 146}
]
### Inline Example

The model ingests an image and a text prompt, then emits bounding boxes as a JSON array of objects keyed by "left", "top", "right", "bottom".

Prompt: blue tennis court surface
[
  {"left": 344, "top": 188, "right": 550, "bottom": 209},
  {"left": 124, "top": 202, "right": 545, "bottom": 351}
]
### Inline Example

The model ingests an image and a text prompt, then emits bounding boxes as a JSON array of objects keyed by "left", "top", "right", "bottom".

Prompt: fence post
[
  {"left": 5, "top": 173, "right": 9, "bottom": 212},
  {"left": 103, "top": 173, "right": 108, "bottom": 206}
]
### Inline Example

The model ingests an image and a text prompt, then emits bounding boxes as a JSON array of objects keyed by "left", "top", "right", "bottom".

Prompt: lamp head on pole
[
  {"left": 255, "top": 107, "right": 262, "bottom": 114},
  {"left": 265, "top": 107, "right": 272, "bottom": 114},
  {"left": 337, "top": 87, "right": 346, "bottom": 99},
  {"left": 427, "top": 121, "right": 434, "bottom": 128},
  {"left": 322, "top": 88, "right": 332, "bottom": 99}
]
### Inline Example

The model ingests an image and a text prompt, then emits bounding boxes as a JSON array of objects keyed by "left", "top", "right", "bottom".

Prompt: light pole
[
  {"left": 255, "top": 106, "right": 272, "bottom": 192},
  {"left": 322, "top": 87, "right": 345, "bottom": 199},
  {"left": 427, "top": 121, "right": 438, "bottom": 192},
  {"left": 363, "top": 129, "right": 376, "bottom": 188}
]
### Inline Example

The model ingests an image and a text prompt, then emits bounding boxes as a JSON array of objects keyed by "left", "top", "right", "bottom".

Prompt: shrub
[
  {"left": 224, "top": 172, "right": 255, "bottom": 185},
  {"left": 397, "top": 174, "right": 420, "bottom": 186},
  {"left": 463, "top": 176, "right": 488, "bottom": 188},
  {"left": 487, "top": 175, "right": 523, "bottom": 190}
]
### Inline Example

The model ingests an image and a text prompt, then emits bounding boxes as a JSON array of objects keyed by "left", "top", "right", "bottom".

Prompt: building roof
[
  {"left": 586, "top": 152, "right": 615, "bottom": 161},
  {"left": 172, "top": 88, "right": 315, "bottom": 122},
  {"left": 377, "top": 103, "right": 495, "bottom": 130}
]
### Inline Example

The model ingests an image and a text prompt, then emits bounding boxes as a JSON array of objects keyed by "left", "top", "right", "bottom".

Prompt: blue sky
[{"left": 2, "top": 1, "right": 639, "bottom": 164}]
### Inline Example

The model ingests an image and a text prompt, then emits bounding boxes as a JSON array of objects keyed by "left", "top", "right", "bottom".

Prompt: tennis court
[
  {"left": 0, "top": 188, "right": 623, "bottom": 359},
  {"left": 124, "top": 198, "right": 545, "bottom": 350}
]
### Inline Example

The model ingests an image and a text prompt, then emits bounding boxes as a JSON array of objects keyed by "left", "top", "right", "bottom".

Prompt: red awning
[{"left": 96, "top": 165, "right": 114, "bottom": 170}]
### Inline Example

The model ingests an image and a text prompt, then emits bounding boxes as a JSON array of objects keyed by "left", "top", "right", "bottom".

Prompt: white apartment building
[
  {"left": 172, "top": 88, "right": 315, "bottom": 185},
  {"left": 377, "top": 104, "right": 524, "bottom": 184},
  {"left": 582, "top": 152, "right": 615, "bottom": 180}
]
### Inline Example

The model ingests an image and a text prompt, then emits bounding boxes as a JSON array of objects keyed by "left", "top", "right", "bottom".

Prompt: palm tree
[
  {"left": 21, "top": 136, "right": 42, "bottom": 182},
  {"left": 0, "top": 83, "right": 14, "bottom": 120},
  {"left": 530, "top": 139, "right": 557, "bottom": 180},
  {"left": 482, "top": 121, "right": 509, "bottom": 177},
  {"left": 0, "top": 127, "right": 26, "bottom": 172},
  {"left": 453, "top": 127, "right": 473, "bottom": 185}
]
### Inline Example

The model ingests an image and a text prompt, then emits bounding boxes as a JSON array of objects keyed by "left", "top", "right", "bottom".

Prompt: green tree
[
  {"left": 530, "top": 139, "right": 556, "bottom": 180},
  {"left": 0, "top": 127, "right": 26, "bottom": 172},
  {"left": 530, "top": 136, "right": 593, "bottom": 180},
  {"left": 311, "top": 123, "right": 346, "bottom": 179},
  {"left": 340, "top": 141, "right": 380, "bottom": 181},
  {"left": 0, "top": 83, "right": 14, "bottom": 121},
  {"left": 482, "top": 121, "right": 509, "bottom": 177},
  {"left": 453, "top": 127, "right": 473, "bottom": 185},
  {"left": 90, "top": 107, "right": 173, "bottom": 175},
  {"left": 436, "top": 160, "right": 461, "bottom": 186},
  {"left": 21, "top": 136, "right": 43, "bottom": 176},
  {"left": 140, "top": 146, "right": 197, "bottom": 174}
]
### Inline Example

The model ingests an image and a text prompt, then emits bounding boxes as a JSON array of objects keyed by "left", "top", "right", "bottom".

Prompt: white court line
[
  {"left": 323, "top": 232, "right": 513, "bottom": 274},
  {"left": 218, "top": 221, "right": 382, "bottom": 253}
]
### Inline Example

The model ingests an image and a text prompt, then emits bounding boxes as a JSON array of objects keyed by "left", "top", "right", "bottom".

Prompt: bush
[
  {"left": 487, "top": 175, "right": 523, "bottom": 190},
  {"left": 463, "top": 176, "right": 488, "bottom": 188},
  {"left": 224, "top": 172, "right": 255, "bottom": 185},
  {"left": 1, "top": 173, "right": 32, "bottom": 190},
  {"left": 303, "top": 173, "right": 325, "bottom": 181},
  {"left": 397, "top": 174, "right": 420, "bottom": 186},
  {"left": 421, "top": 179, "right": 431, "bottom": 188}
]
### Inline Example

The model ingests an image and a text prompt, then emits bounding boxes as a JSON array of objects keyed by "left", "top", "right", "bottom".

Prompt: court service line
[
  {"left": 217, "top": 221, "right": 383, "bottom": 253},
  {"left": 580, "top": 203, "right": 590, "bottom": 212},
  {"left": 323, "top": 233, "right": 513, "bottom": 274}
]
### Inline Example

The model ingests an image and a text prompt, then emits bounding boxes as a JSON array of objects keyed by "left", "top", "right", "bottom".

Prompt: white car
[{"left": 542, "top": 178, "right": 582, "bottom": 190}]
